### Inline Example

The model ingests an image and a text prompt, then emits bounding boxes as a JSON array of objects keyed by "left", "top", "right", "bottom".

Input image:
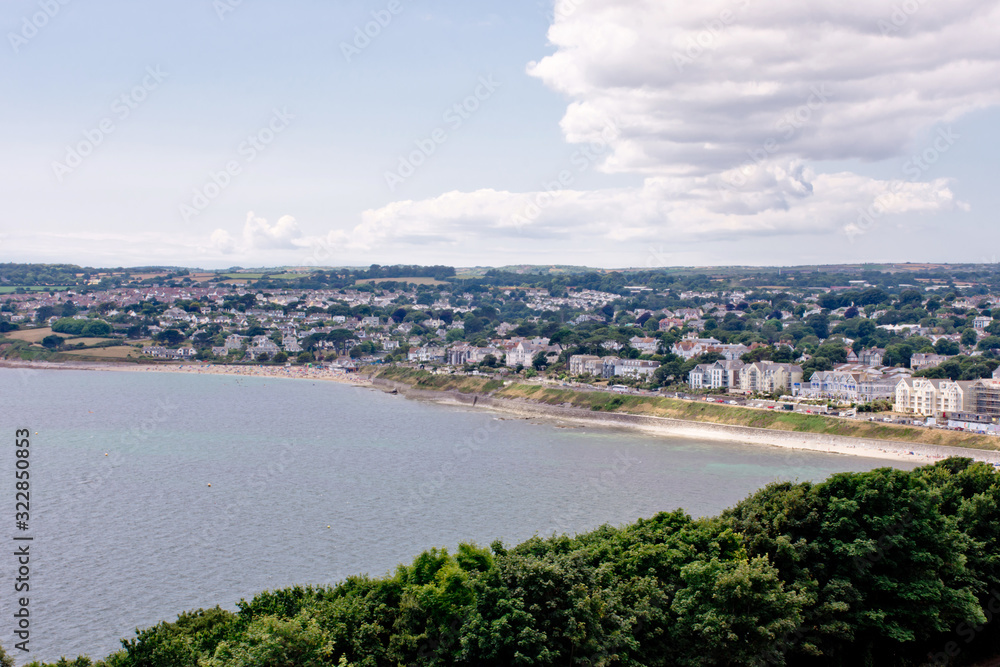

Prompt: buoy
[
  {"left": 327, "top": 525, "right": 331, "bottom": 528},
  {"left": 207, "top": 483, "right": 212, "bottom": 487},
  {"left": 104, "top": 453, "right": 108, "bottom": 456}
]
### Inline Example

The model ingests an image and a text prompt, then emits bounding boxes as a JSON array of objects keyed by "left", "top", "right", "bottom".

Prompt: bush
[{"left": 51, "top": 317, "right": 112, "bottom": 337}]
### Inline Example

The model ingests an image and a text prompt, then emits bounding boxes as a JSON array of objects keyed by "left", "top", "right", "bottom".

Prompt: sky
[{"left": 1, "top": 0, "right": 999, "bottom": 270}]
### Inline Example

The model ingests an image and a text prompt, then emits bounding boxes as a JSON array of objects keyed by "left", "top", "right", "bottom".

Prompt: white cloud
[
  {"left": 316, "top": 0, "right": 995, "bottom": 256},
  {"left": 208, "top": 212, "right": 304, "bottom": 255},
  {"left": 321, "top": 168, "right": 963, "bottom": 254},
  {"left": 527, "top": 0, "right": 1000, "bottom": 174}
]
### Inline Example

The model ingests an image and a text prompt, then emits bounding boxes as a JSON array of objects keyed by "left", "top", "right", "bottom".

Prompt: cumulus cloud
[
  {"left": 264, "top": 0, "right": 1000, "bottom": 265},
  {"left": 528, "top": 0, "right": 1000, "bottom": 174},
  {"left": 321, "top": 168, "right": 963, "bottom": 253},
  {"left": 209, "top": 212, "right": 303, "bottom": 255},
  {"left": 317, "top": 0, "right": 995, "bottom": 256}
]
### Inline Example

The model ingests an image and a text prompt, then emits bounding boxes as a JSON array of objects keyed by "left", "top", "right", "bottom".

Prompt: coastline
[
  {"left": 0, "top": 358, "right": 373, "bottom": 386},
  {"left": 7, "top": 358, "right": 999, "bottom": 466},
  {"left": 370, "top": 377, "right": 1000, "bottom": 467}
]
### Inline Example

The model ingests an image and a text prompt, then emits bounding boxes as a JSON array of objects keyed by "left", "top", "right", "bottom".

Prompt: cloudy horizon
[{"left": 2, "top": 0, "right": 999, "bottom": 269}]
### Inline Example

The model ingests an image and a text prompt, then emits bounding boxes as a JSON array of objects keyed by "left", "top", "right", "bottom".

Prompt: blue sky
[{"left": 2, "top": 0, "right": 999, "bottom": 269}]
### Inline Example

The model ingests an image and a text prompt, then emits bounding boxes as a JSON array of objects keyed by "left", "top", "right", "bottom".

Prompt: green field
[{"left": 0, "top": 285, "right": 72, "bottom": 293}]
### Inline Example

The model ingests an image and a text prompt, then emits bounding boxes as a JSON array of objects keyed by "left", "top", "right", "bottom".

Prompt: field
[
  {"left": 0, "top": 286, "right": 72, "bottom": 293},
  {"left": 59, "top": 346, "right": 137, "bottom": 359},
  {"left": 3, "top": 327, "right": 67, "bottom": 342},
  {"left": 355, "top": 277, "right": 449, "bottom": 286},
  {"left": 62, "top": 337, "right": 121, "bottom": 346}
]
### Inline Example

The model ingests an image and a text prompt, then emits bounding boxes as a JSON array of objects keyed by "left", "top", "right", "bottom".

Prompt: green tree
[
  {"left": 41, "top": 334, "right": 64, "bottom": 349},
  {"left": 531, "top": 351, "right": 549, "bottom": 371}
]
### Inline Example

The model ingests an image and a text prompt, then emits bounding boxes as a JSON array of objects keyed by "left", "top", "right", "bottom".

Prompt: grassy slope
[{"left": 374, "top": 366, "right": 1000, "bottom": 451}]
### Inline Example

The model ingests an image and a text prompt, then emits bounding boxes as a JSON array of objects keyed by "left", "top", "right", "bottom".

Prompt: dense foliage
[
  {"left": 21, "top": 458, "right": 1000, "bottom": 667},
  {"left": 50, "top": 317, "right": 113, "bottom": 337}
]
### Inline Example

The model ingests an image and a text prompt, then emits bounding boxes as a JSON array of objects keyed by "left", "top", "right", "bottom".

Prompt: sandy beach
[
  {"left": 0, "top": 359, "right": 373, "bottom": 386},
  {"left": 370, "top": 379, "right": 1000, "bottom": 467}
]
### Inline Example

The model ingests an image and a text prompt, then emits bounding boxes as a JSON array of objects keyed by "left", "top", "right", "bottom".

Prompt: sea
[{"left": 0, "top": 367, "right": 918, "bottom": 663}]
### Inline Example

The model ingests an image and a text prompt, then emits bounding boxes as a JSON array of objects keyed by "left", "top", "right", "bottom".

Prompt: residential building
[
  {"left": 738, "top": 362, "right": 803, "bottom": 394},
  {"left": 688, "top": 360, "right": 745, "bottom": 390},
  {"left": 973, "top": 316, "right": 994, "bottom": 331},
  {"left": 894, "top": 378, "right": 976, "bottom": 417},
  {"left": 613, "top": 358, "right": 661, "bottom": 378},
  {"left": 910, "top": 353, "right": 953, "bottom": 371},
  {"left": 629, "top": 336, "right": 659, "bottom": 354},
  {"left": 408, "top": 345, "right": 446, "bottom": 363},
  {"left": 569, "top": 355, "right": 602, "bottom": 375},
  {"left": 859, "top": 348, "right": 885, "bottom": 367}
]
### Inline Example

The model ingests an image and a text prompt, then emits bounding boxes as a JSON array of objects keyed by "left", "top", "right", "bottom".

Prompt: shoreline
[
  {"left": 0, "top": 358, "right": 373, "bottom": 386},
  {"left": 370, "top": 378, "right": 1000, "bottom": 466},
  {"left": 6, "top": 359, "right": 999, "bottom": 466}
]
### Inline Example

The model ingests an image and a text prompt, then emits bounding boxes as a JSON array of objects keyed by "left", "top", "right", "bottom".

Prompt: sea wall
[{"left": 372, "top": 378, "right": 1000, "bottom": 465}]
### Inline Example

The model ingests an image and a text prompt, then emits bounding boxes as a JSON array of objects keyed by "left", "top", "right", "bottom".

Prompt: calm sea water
[{"left": 0, "top": 368, "right": 916, "bottom": 663}]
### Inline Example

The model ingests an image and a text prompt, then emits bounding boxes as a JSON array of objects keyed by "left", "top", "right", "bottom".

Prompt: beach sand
[{"left": 0, "top": 359, "right": 372, "bottom": 386}]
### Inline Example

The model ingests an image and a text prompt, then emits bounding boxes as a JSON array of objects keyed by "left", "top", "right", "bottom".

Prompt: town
[{"left": 3, "top": 262, "right": 1000, "bottom": 433}]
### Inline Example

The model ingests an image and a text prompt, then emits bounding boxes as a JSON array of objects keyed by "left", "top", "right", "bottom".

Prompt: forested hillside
[{"left": 19, "top": 458, "right": 1000, "bottom": 666}]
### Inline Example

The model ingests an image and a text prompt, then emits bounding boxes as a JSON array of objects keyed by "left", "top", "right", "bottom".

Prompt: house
[
  {"left": 910, "top": 353, "right": 952, "bottom": 371},
  {"left": 688, "top": 360, "right": 744, "bottom": 390},
  {"left": 569, "top": 355, "right": 602, "bottom": 375},
  {"left": 974, "top": 316, "right": 994, "bottom": 331},
  {"left": 894, "top": 378, "right": 976, "bottom": 417},
  {"left": 282, "top": 337, "right": 302, "bottom": 353},
  {"left": 805, "top": 367, "right": 901, "bottom": 403},
  {"left": 613, "top": 358, "right": 661, "bottom": 378},
  {"left": 739, "top": 362, "right": 803, "bottom": 395},
  {"left": 671, "top": 334, "right": 723, "bottom": 360},
  {"left": 658, "top": 317, "right": 685, "bottom": 331},
  {"left": 408, "top": 345, "right": 446, "bottom": 363},
  {"left": 505, "top": 339, "right": 560, "bottom": 368},
  {"left": 224, "top": 334, "right": 247, "bottom": 351},
  {"left": 447, "top": 344, "right": 477, "bottom": 366},
  {"left": 859, "top": 348, "right": 885, "bottom": 367},
  {"left": 629, "top": 336, "right": 659, "bottom": 354}
]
